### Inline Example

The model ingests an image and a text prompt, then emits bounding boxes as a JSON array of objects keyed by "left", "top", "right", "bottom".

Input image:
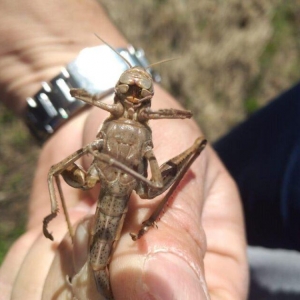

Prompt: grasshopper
[{"left": 43, "top": 41, "right": 207, "bottom": 299}]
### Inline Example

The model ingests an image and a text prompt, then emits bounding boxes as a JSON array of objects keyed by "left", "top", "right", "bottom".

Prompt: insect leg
[
  {"left": 131, "top": 137, "right": 207, "bottom": 240},
  {"left": 43, "top": 144, "right": 91, "bottom": 241},
  {"left": 139, "top": 107, "right": 193, "bottom": 121},
  {"left": 70, "top": 88, "right": 122, "bottom": 116}
]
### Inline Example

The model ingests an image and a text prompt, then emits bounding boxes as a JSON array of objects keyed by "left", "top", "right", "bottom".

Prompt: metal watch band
[{"left": 24, "top": 45, "right": 160, "bottom": 144}]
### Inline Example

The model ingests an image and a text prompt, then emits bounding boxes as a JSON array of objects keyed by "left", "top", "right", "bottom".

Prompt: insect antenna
[
  {"left": 94, "top": 33, "right": 132, "bottom": 69},
  {"left": 146, "top": 57, "right": 180, "bottom": 70}
]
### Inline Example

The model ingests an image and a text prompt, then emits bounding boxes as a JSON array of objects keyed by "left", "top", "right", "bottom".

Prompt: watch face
[{"left": 67, "top": 46, "right": 141, "bottom": 94}]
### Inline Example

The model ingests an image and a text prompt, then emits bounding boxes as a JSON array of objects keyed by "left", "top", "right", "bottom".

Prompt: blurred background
[{"left": 0, "top": 0, "right": 300, "bottom": 263}]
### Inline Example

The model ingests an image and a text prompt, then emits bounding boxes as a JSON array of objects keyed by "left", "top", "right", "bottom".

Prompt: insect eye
[
  {"left": 119, "top": 73, "right": 134, "bottom": 85},
  {"left": 137, "top": 78, "right": 152, "bottom": 90}
]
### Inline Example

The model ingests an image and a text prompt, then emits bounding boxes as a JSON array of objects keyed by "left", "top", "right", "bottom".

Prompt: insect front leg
[
  {"left": 43, "top": 142, "right": 98, "bottom": 241},
  {"left": 131, "top": 137, "right": 207, "bottom": 240}
]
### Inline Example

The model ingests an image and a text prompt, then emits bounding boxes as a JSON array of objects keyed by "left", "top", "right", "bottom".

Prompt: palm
[{"left": 0, "top": 90, "right": 248, "bottom": 300}]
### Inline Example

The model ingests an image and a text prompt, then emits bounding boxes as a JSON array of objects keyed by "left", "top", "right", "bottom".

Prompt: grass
[
  {"left": 244, "top": 2, "right": 300, "bottom": 115},
  {"left": 0, "top": 103, "right": 38, "bottom": 264},
  {"left": 0, "top": 221, "right": 25, "bottom": 263}
]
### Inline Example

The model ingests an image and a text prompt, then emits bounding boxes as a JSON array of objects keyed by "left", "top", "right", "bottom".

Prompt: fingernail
[{"left": 138, "top": 253, "right": 209, "bottom": 300}]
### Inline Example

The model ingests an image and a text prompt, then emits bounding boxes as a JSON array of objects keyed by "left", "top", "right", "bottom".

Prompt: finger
[
  {"left": 0, "top": 227, "right": 41, "bottom": 299},
  {"left": 11, "top": 209, "right": 88, "bottom": 300},
  {"left": 202, "top": 149, "right": 248, "bottom": 299},
  {"left": 108, "top": 134, "right": 208, "bottom": 299},
  {"left": 43, "top": 217, "right": 103, "bottom": 300},
  {"left": 110, "top": 184, "right": 209, "bottom": 300}
]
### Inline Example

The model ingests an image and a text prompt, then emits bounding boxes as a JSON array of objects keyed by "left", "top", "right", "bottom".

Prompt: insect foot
[
  {"left": 194, "top": 137, "right": 208, "bottom": 154},
  {"left": 130, "top": 220, "right": 157, "bottom": 241},
  {"left": 43, "top": 212, "right": 58, "bottom": 241}
]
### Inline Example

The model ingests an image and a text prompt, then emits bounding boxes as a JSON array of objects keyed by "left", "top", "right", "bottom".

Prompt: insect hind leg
[
  {"left": 132, "top": 137, "right": 207, "bottom": 240},
  {"left": 140, "top": 137, "right": 207, "bottom": 199}
]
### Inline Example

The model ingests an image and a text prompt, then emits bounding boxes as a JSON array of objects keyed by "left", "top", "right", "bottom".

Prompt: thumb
[{"left": 133, "top": 252, "right": 210, "bottom": 300}]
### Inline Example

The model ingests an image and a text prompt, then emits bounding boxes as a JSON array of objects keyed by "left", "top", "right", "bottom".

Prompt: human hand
[{"left": 0, "top": 85, "right": 248, "bottom": 299}]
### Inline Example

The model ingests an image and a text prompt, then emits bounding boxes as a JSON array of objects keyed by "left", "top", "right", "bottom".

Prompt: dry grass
[
  {"left": 101, "top": 0, "right": 300, "bottom": 139},
  {"left": 1, "top": 0, "right": 300, "bottom": 262}
]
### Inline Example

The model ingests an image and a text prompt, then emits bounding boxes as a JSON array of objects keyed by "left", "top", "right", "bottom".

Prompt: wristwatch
[{"left": 24, "top": 44, "right": 160, "bottom": 144}]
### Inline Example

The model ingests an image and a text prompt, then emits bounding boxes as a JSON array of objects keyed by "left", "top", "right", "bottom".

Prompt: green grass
[
  {"left": 0, "top": 108, "right": 15, "bottom": 124},
  {"left": 261, "top": 3, "right": 295, "bottom": 68},
  {"left": 0, "top": 222, "right": 25, "bottom": 264},
  {"left": 244, "top": 2, "right": 300, "bottom": 115},
  {"left": 0, "top": 104, "right": 33, "bottom": 265},
  {"left": 244, "top": 97, "right": 260, "bottom": 114}
]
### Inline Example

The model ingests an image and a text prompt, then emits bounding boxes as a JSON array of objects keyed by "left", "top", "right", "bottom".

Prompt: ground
[{"left": 0, "top": 0, "right": 300, "bottom": 263}]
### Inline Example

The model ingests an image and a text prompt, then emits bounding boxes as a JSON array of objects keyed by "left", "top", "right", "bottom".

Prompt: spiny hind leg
[
  {"left": 132, "top": 137, "right": 207, "bottom": 240},
  {"left": 141, "top": 137, "right": 207, "bottom": 199}
]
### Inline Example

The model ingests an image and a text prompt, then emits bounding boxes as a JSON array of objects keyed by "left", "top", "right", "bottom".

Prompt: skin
[{"left": 0, "top": 1, "right": 249, "bottom": 299}]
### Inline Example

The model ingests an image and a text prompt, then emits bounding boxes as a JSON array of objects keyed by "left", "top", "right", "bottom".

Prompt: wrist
[{"left": 0, "top": 0, "right": 127, "bottom": 116}]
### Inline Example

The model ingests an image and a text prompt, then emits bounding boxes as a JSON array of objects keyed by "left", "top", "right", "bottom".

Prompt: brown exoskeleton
[{"left": 43, "top": 42, "right": 207, "bottom": 299}]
